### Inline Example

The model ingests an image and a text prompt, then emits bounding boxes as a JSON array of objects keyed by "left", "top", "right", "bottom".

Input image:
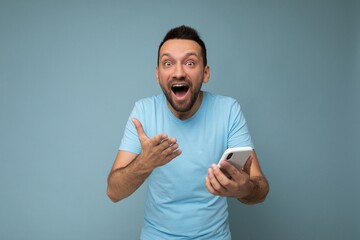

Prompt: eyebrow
[{"left": 160, "top": 52, "right": 200, "bottom": 60}]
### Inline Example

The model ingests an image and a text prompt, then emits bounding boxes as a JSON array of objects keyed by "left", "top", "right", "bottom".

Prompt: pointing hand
[{"left": 132, "top": 118, "right": 182, "bottom": 170}]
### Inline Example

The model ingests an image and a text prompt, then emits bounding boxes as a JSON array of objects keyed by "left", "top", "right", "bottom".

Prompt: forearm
[
  {"left": 238, "top": 176, "right": 269, "bottom": 204},
  {"left": 107, "top": 156, "right": 152, "bottom": 202}
]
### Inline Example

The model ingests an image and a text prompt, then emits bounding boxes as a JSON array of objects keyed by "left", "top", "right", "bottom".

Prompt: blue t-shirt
[{"left": 119, "top": 91, "right": 254, "bottom": 240}]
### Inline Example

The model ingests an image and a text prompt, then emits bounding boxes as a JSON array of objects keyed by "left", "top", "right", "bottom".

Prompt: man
[{"left": 107, "top": 25, "right": 269, "bottom": 239}]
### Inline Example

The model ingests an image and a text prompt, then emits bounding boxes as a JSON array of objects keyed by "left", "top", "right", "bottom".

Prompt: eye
[
  {"left": 185, "top": 60, "right": 195, "bottom": 67},
  {"left": 163, "top": 61, "right": 172, "bottom": 67}
]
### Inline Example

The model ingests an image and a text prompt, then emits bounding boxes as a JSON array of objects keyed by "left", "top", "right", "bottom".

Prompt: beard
[{"left": 160, "top": 79, "right": 203, "bottom": 113}]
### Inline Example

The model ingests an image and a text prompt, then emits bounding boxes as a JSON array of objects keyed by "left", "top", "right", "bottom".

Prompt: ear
[
  {"left": 203, "top": 65, "right": 210, "bottom": 83},
  {"left": 155, "top": 66, "right": 159, "bottom": 83}
]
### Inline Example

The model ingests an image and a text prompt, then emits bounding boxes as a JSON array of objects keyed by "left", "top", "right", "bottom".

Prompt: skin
[
  {"left": 106, "top": 39, "right": 269, "bottom": 204},
  {"left": 156, "top": 39, "right": 210, "bottom": 120},
  {"left": 206, "top": 151, "right": 269, "bottom": 204},
  {"left": 106, "top": 118, "right": 181, "bottom": 202}
]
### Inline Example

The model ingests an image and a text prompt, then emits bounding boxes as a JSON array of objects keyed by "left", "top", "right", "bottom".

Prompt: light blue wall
[{"left": 0, "top": 0, "right": 358, "bottom": 239}]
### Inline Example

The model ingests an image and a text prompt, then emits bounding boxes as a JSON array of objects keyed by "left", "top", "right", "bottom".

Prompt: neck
[{"left": 167, "top": 91, "right": 204, "bottom": 120}]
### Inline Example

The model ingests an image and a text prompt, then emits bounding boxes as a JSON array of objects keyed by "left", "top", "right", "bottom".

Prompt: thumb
[
  {"left": 132, "top": 118, "right": 148, "bottom": 142},
  {"left": 242, "top": 155, "right": 252, "bottom": 174}
]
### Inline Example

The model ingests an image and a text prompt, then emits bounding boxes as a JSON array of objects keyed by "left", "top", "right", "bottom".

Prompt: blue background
[{"left": 0, "top": 0, "right": 359, "bottom": 239}]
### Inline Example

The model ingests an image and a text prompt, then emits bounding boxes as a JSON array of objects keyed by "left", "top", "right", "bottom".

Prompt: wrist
[
  {"left": 237, "top": 176, "right": 269, "bottom": 204},
  {"left": 132, "top": 154, "right": 154, "bottom": 174},
  {"left": 237, "top": 180, "right": 256, "bottom": 203}
]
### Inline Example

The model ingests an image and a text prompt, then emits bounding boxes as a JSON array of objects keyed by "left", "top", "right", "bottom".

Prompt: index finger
[{"left": 219, "top": 160, "right": 242, "bottom": 178}]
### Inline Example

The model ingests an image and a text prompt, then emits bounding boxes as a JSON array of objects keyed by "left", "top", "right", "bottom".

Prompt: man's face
[{"left": 156, "top": 39, "right": 210, "bottom": 119}]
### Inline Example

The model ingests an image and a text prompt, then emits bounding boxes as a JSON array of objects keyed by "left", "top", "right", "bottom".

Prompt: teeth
[{"left": 173, "top": 84, "right": 185, "bottom": 87}]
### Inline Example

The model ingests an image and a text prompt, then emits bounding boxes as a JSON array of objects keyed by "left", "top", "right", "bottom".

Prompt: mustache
[
  {"left": 170, "top": 76, "right": 187, "bottom": 81},
  {"left": 169, "top": 76, "right": 191, "bottom": 84}
]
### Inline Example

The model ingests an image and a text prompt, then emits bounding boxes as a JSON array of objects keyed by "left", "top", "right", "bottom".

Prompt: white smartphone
[{"left": 218, "top": 146, "right": 253, "bottom": 170}]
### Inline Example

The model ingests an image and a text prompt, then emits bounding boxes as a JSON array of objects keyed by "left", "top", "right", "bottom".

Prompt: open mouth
[{"left": 171, "top": 84, "right": 189, "bottom": 98}]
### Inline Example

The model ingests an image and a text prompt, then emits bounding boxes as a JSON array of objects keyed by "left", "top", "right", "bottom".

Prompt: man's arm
[
  {"left": 107, "top": 150, "right": 151, "bottom": 202},
  {"left": 205, "top": 150, "right": 269, "bottom": 204},
  {"left": 106, "top": 118, "right": 182, "bottom": 202}
]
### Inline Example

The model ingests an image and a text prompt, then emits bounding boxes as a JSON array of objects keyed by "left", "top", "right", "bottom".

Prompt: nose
[{"left": 172, "top": 63, "right": 186, "bottom": 79}]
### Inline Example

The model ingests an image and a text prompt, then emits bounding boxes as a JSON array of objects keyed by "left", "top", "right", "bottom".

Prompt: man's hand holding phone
[{"left": 205, "top": 147, "right": 254, "bottom": 199}]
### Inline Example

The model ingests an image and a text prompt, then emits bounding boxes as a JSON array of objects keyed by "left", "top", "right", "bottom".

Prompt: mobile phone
[{"left": 218, "top": 147, "right": 253, "bottom": 170}]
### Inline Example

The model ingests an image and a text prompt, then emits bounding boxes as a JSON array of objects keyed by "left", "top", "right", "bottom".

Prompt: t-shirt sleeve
[
  {"left": 118, "top": 101, "right": 143, "bottom": 154},
  {"left": 227, "top": 100, "right": 255, "bottom": 149}
]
